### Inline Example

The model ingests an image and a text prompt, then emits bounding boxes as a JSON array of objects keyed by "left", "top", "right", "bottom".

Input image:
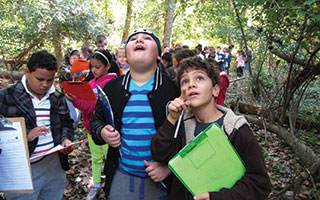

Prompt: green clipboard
[{"left": 168, "top": 123, "right": 246, "bottom": 196}]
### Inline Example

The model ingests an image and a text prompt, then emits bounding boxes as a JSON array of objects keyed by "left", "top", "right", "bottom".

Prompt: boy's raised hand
[
  {"left": 101, "top": 124, "right": 121, "bottom": 147},
  {"left": 167, "top": 89, "right": 189, "bottom": 125}
]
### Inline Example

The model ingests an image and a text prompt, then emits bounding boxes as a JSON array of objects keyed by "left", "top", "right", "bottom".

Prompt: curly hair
[
  {"left": 27, "top": 50, "right": 57, "bottom": 72},
  {"left": 176, "top": 56, "right": 220, "bottom": 87}
]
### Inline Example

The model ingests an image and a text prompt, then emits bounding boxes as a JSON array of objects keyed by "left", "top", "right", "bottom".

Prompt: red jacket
[{"left": 215, "top": 72, "right": 229, "bottom": 106}]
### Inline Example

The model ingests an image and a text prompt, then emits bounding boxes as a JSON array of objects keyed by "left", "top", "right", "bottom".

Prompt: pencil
[{"left": 174, "top": 109, "right": 184, "bottom": 138}]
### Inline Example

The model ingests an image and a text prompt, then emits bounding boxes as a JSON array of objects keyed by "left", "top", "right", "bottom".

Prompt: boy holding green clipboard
[{"left": 151, "top": 57, "right": 271, "bottom": 200}]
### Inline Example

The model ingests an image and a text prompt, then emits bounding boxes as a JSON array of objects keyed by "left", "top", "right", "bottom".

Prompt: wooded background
[{"left": 0, "top": 0, "right": 319, "bottom": 199}]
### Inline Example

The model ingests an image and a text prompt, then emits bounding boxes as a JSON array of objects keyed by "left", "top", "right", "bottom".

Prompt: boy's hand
[
  {"left": 60, "top": 138, "right": 73, "bottom": 155},
  {"left": 144, "top": 160, "right": 171, "bottom": 182},
  {"left": 65, "top": 93, "right": 76, "bottom": 102},
  {"left": 27, "top": 126, "right": 50, "bottom": 141},
  {"left": 167, "top": 89, "right": 189, "bottom": 125},
  {"left": 194, "top": 193, "right": 209, "bottom": 200},
  {"left": 101, "top": 125, "right": 121, "bottom": 147}
]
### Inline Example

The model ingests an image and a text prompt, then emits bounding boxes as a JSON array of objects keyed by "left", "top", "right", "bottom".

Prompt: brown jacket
[{"left": 151, "top": 105, "right": 271, "bottom": 200}]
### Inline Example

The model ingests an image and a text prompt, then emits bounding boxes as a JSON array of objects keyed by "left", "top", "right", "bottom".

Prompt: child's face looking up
[
  {"left": 180, "top": 69, "right": 218, "bottom": 108},
  {"left": 126, "top": 33, "right": 158, "bottom": 66}
]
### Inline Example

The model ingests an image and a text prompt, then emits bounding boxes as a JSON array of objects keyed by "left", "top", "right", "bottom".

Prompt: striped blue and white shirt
[{"left": 119, "top": 77, "right": 156, "bottom": 177}]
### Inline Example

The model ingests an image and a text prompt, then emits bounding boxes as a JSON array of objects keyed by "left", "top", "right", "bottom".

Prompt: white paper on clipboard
[{"left": 0, "top": 117, "right": 34, "bottom": 193}]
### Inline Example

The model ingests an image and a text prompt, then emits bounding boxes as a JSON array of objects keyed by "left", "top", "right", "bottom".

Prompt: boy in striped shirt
[
  {"left": 0, "top": 50, "right": 74, "bottom": 200},
  {"left": 91, "top": 28, "right": 179, "bottom": 199}
]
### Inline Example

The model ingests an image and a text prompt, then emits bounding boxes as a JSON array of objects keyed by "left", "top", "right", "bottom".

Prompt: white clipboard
[{"left": 0, "top": 117, "right": 34, "bottom": 193}]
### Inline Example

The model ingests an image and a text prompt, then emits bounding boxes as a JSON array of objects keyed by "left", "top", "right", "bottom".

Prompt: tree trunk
[
  {"left": 0, "top": 70, "right": 24, "bottom": 80},
  {"left": 231, "top": 0, "right": 252, "bottom": 76},
  {"left": 162, "top": 0, "right": 175, "bottom": 48},
  {"left": 245, "top": 114, "right": 319, "bottom": 167},
  {"left": 229, "top": 101, "right": 320, "bottom": 131},
  {"left": 52, "top": 33, "right": 64, "bottom": 67},
  {"left": 122, "top": 0, "right": 133, "bottom": 42}
]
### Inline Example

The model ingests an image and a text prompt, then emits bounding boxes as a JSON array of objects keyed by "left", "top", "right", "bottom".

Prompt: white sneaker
[{"left": 86, "top": 187, "right": 101, "bottom": 200}]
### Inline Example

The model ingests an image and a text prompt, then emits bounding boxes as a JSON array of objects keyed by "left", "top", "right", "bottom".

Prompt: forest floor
[{"left": 0, "top": 73, "right": 318, "bottom": 200}]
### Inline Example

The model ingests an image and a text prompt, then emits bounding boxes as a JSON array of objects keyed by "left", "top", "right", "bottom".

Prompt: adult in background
[{"left": 161, "top": 52, "right": 175, "bottom": 80}]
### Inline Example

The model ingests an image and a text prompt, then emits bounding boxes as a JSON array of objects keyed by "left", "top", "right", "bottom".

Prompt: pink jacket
[
  {"left": 72, "top": 73, "right": 117, "bottom": 134},
  {"left": 236, "top": 55, "right": 245, "bottom": 67}
]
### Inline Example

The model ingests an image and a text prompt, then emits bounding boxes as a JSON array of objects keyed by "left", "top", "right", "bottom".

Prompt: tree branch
[{"left": 269, "top": 48, "right": 316, "bottom": 68}]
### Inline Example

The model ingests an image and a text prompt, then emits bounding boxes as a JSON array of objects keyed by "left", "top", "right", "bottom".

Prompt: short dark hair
[
  {"left": 182, "top": 45, "right": 189, "bottom": 49},
  {"left": 196, "top": 44, "right": 202, "bottom": 51},
  {"left": 27, "top": 50, "right": 57, "bottom": 72},
  {"left": 177, "top": 56, "right": 220, "bottom": 87},
  {"left": 161, "top": 52, "right": 172, "bottom": 63},
  {"left": 95, "top": 35, "right": 107, "bottom": 44},
  {"left": 206, "top": 58, "right": 221, "bottom": 72},
  {"left": 173, "top": 49, "right": 197, "bottom": 63}
]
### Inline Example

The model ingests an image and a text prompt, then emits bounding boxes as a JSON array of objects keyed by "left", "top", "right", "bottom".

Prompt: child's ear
[
  {"left": 212, "top": 84, "right": 220, "bottom": 98},
  {"left": 107, "top": 63, "right": 111, "bottom": 70},
  {"left": 25, "top": 68, "right": 30, "bottom": 77}
]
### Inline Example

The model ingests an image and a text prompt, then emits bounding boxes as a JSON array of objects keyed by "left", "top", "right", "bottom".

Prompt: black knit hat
[{"left": 126, "top": 28, "right": 162, "bottom": 57}]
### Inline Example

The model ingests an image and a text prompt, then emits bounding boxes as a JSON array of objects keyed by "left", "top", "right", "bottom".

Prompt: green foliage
[
  {"left": 128, "top": 0, "right": 164, "bottom": 37},
  {"left": 298, "top": 80, "right": 320, "bottom": 122},
  {"left": 0, "top": 0, "right": 115, "bottom": 59},
  {"left": 253, "top": 0, "right": 319, "bottom": 58},
  {"left": 297, "top": 128, "right": 320, "bottom": 154}
]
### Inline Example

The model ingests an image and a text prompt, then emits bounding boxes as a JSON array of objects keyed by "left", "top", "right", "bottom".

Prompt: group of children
[
  {"left": 194, "top": 45, "right": 232, "bottom": 74},
  {"left": 1, "top": 28, "right": 271, "bottom": 200},
  {"left": 193, "top": 43, "right": 250, "bottom": 79}
]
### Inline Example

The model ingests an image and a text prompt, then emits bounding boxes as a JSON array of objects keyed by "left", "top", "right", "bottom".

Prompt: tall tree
[
  {"left": 122, "top": 0, "right": 133, "bottom": 42},
  {"left": 163, "top": 0, "right": 176, "bottom": 48}
]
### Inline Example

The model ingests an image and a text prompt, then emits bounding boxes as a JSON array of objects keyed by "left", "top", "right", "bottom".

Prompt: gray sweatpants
[{"left": 108, "top": 170, "right": 168, "bottom": 200}]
